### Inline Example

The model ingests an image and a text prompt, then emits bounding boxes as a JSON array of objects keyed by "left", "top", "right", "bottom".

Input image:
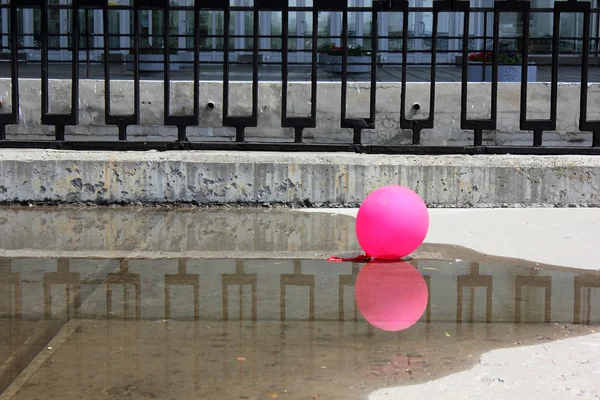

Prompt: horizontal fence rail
[{"left": 0, "top": 0, "right": 599, "bottom": 154}]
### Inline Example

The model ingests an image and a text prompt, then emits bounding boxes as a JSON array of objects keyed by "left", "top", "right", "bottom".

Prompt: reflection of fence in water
[
  {"left": 0, "top": 259, "right": 23, "bottom": 381},
  {"left": 2, "top": 258, "right": 599, "bottom": 327},
  {"left": 456, "top": 262, "right": 492, "bottom": 338},
  {"left": 280, "top": 260, "right": 315, "bottom": 322},
  {"left": 4, "top": 257, "right": 599, "bottom": 393},
  {"left": 338, "top": 262, "right": 360, "bottom": 322},
  {"left": 515, "top": 269, "right": 552, "bottom": 324},
  {"left": 104, "top": 259, "right": 142, "bottom": 383},
  {"left": 43, "top": 258, "right": 80, "bottom": 320},
  {"left": 221, "top": 260, "right": 259, "bottom": 384},
  {"left": 222, "top": 260, "right": 257, "bottom": 322},
  {"left": 165, "top": 259, "right": 199, "bottom": 320},
  {"left": 410, "top": 260, "right": 433, "bottom": 341},
  {"left": 574, "top": 274, "right": 600, "bottom": 325},
  {"left": 279, "top": 260, "right": 316, "bottom": 383},
  {"left": 41, "top": 258, "right": 84, "bottom": 389},
  {"left": 0, "top": 259, "right": 21, "bottom": 319},
  {"left": 105, "top": 259, "right": 141, "bottom": 320}
]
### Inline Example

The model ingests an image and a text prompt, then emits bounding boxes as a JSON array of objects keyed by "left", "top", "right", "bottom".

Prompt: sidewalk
[{"left": 308, "top": 208, "right": 600, "bottom": 270}]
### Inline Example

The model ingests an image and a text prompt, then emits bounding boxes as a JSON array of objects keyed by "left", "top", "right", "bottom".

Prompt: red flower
[{"left": 469, "top": 52, "right": 493, "bottom": 63}]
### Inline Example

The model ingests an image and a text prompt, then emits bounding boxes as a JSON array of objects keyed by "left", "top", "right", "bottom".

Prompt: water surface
[
  {"left": 0, "top": 207, "right": 598, "bottom": 399},
  {"left": 1, "top": 256, "right": 598, "bottom": 400}
]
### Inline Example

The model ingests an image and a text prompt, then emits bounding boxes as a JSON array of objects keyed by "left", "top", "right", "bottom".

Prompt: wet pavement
[{"left": 0, "top": 207, "right": 599, "bottom": 399}]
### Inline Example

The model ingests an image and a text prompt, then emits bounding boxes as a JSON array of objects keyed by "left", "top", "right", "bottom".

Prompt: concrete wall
[
  {"left": 2, "top": 78, "right": 600, "bottom": 146},
  {"left": 0, "top": 150, "right": 599, "bottom": 207}
]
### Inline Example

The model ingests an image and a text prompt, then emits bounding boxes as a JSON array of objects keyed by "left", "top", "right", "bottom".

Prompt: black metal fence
[{"left": 1, "top": 0, "right": 600, "bottom": 154}]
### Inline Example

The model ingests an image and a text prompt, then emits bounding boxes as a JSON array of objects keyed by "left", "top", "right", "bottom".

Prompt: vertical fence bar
[
  {"left": 85, "top": 7, "right": 90, "bottom": 79},
  {"left": 519, "top": 3, "right": 532, "bottom": 143},
  {"left": 596, "top": 5, "right": 600, "bottom": 59},
  {"left": 253, "top": 3, "right": 259, "bottom": 134},
  {"left": 460, "top": 3, "right": 491, "bottom": 147},
  {"left": 37, "top": 0, "right": 80, "bottom": 141},
  {"left": 163, "top": 0, "right": 200, "bottom": 143},
  {"left": 401, "top": 0, "right": 438, "bottom": 144},
  {"left": 40, "top": 1, "right": 49, "bottom": 134},
  {"left": 573, "top": 1, "right": 599, "bottom": 146},
  {"left": 316, "top": 0, "right": 376, "bottom": 147},
  {"left": 413, "top": 0, "right": 470, "bottom": 146},
  {"left": 163, "top": 1, "right": 174, "bottom": 138},
  {"left": 520, "top": 1, "right": 559, "bottom": 147},
  {"left": 223, "top": 0, "right": 256, "bottom": 143},
  {"left": 368, "top": 3, "right": 380, "bottom": 144},
  {"left": 81, "top": 1, "right": 103, "bottom": 79},
  {"left": 376, "top": 0, "right": 408, "bottom": 143},
  {"left": 343, "top": 1, "right": 378, "bottom": 145},
  {"left": 482, "top": 10, "right": 487, "bottom": 83},
  {"left": 462, "top": 1, "right": 529, "bottom": 147},
  {"left": 104, "top": 1, "right": 140, "bottom": 141},
  {"left": 223, "top": 4, "right": 231, "bottom": 139},
  {"left": 0, "top": 3, "right": 20, "bottom": 140},
  {"left": 398, "top": 0, "right": 419, "bottom": 143},
  {"left": 341, "top": 4, "right": 351, "bottom": 141},
  {"left": 340, "top": 2, "right": 354, "bottom": 143},
  {"left": 281, "top": 0, "right": 317, "bottom": 143},
  {"left": 197, "top": 0, "right": 228, "bottom": 145}
]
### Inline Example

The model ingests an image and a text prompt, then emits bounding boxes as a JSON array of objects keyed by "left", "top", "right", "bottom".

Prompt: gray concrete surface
[
  {"left": 369, "top": 331, "right": 600, "bottom": 399},
  {"left": 1, "top": 150, "right": 599, "bottom": 207},
  {"left": 308, "top": 208, "right": 600, "bottom": 270},
  {"left": 2, "top": 78, "right": 600, "bottom": 146}
]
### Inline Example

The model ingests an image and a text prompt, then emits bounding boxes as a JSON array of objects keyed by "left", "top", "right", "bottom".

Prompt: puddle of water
[
  {"left": 0, "top": 256, "right": 599, "bottom": 400},
  {"left": 0, "top": 207, "right": 361, "bottom": 259},
  {"left": 0, "top": 207, "right": 599, "bottom": 399}
]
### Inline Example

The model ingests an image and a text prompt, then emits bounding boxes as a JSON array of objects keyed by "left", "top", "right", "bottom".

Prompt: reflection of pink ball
[
  {"left": 355, "top": 261, "right": 428, "bottom": 331},
  {"left": 356, "top": 185, "right": 429, "bottom": 259}
]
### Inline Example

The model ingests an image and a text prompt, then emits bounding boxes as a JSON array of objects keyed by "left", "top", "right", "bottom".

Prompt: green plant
[{"left": 319, "top": 42, "right": 370, "bottom": 56}]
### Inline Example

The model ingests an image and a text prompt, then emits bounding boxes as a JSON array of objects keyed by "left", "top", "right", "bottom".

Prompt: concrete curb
[{"left": 1, "top": 150, "right": 599, "bottom": 207}]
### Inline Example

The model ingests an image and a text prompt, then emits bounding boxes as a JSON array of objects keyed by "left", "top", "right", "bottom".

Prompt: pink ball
[
  {"left": 356, "top": 185, "right": 429, "bottom": 259},
  {"left": 355, "top": 261, "right": 428, "bottom": 331}
]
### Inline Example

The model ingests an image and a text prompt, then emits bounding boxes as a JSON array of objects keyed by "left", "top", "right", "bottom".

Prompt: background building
[{"left": 0, "top": 0, "right": 597, "bottom": 64}]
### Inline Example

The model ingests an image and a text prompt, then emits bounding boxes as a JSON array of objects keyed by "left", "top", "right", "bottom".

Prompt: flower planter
[
  {"left": 467, "top": 63, "right": 537, "bottom": 82},
  {"left": 125, "top": 53, "right": 181, "bottom": 72},
  {"left": 321, "top": 54, "right": 371, "bottom": 74}
]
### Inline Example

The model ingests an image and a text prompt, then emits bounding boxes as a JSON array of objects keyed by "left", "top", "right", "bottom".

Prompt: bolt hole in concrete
[{"left": 0, "top": 208, "right": 598, "bottom": 400}]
